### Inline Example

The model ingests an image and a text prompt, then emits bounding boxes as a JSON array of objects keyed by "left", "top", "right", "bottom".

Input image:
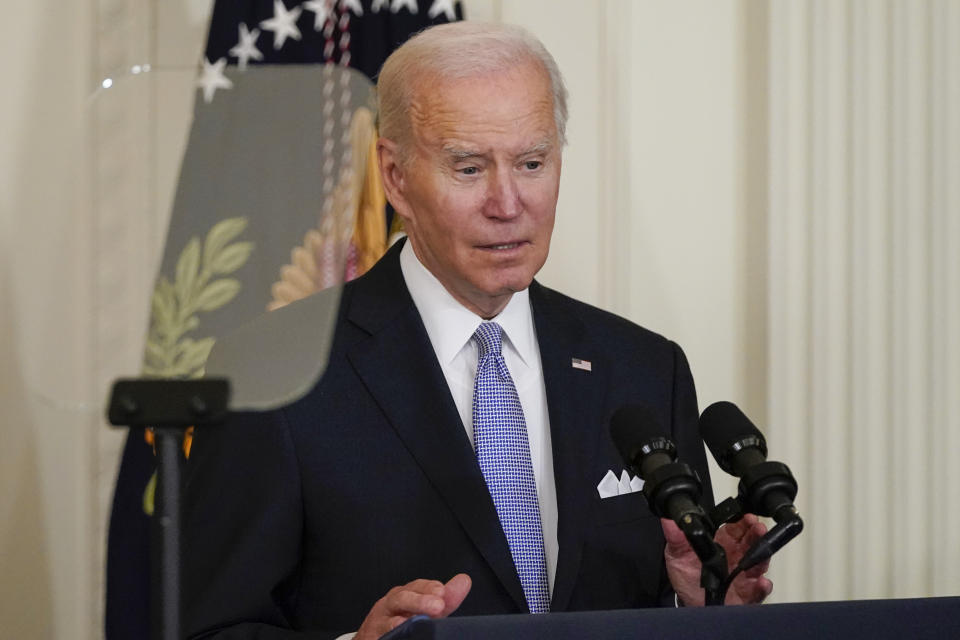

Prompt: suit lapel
[
  {"left": 531, "top": 282, "right": 608, "bottom": 612},
  {"left": 344, "top": 243, "right": 528, "bottom": 611}
]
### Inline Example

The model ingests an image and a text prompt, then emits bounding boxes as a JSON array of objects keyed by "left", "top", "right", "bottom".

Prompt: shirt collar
[{"left": 399, "top": 239, "right": 536, "bottom": 368}]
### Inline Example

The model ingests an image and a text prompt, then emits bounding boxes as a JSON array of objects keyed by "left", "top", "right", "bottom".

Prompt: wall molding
[{"left": 597, "top": 0, "right": 633, "bottom": 316}]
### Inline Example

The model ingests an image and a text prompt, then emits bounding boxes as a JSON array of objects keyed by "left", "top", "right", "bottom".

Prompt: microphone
[
  {"left": 610, "top": 406, "right": 721, "bottom": 565},
  {"left": 699, "top": 401, "right": 804, "bottom": 574},
  {"left": 698, "top": 401, "right": 799, "bottom": 524},
  {"left": 610, "top": 406, "right": 706, "bottom": 524}
]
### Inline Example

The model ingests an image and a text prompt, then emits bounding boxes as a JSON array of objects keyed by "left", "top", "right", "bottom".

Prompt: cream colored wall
[
  {"left": 767, "top": 0, "right": 960, "bottom": 604},
  {"left": 1, "top": 2, "right": 98, "bottom": 638},
  {"left": 0, "top": 1, "right": 210, "bottom": 637}
]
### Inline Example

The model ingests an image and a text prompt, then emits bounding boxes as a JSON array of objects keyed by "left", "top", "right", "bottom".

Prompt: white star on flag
[
  {"left": 371, "top": 0, "right": 390, "bottom": 13},
  {"left": 428, "top": 0, "right": 456, "bottom": 20},
  {"left": 303, "top": 0, "right": 331, "bottom": 31},
  {"left": 260, "top": 0, "right": 303, "bottom": 50},
  {"left": 229, "top": 23, "right": 263, "bottom": 70},
  {"left": 392, "top": 0, "right": 419, "bottom": 14},
  {"left": 341, "top": 0, "right": 364, "bottom": 16},
  {"left": 197, "top": 57, "right": 233, "bottom": 104}
]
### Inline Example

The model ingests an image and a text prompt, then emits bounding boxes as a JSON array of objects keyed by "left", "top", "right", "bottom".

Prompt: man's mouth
[{"left": 480, "top": 241, "right": 526, "bottom": 251}]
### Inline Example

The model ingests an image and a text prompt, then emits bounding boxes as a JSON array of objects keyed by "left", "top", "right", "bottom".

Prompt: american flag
[
  {"left": 204, "top": 0, "right": 463, "bottom": 80},
  {"left": 571, "top": 357, "right": 592, "bottom": 371}
]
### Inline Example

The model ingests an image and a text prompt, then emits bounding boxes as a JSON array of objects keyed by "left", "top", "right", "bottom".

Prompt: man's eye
[
  {"left": 460, "top": 166, "right": 479, "bottom": 176},
  {"left": 524, "top": 161, "right": 542, "bottom": 170}
]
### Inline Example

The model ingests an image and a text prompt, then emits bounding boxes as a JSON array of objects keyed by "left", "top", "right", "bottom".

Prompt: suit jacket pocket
[{"left": 595, "top": 490, "right": 657, "bottom": 526}]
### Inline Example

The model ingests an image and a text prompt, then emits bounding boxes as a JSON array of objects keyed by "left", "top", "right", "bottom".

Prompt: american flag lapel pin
[{"left": 571, "top": 357, "right": 592, "bottom": 371}]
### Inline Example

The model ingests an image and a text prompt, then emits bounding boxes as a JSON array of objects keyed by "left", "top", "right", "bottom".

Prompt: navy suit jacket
[{"left": 183, "top": 241, "right": 712, "bottom": 639}]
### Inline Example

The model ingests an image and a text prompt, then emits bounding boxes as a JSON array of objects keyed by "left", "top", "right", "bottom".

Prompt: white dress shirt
[{"left": 399, "top": 241, "right": 559, "bottom": 595}]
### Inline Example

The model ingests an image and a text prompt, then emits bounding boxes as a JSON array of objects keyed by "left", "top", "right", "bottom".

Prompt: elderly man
[{"left": 183, "top": 21, "right": 771, "bottom": 640}]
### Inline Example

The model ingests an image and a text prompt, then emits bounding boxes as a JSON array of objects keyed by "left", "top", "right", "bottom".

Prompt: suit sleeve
[
  {"left": 182, "top": 408, "right": 336, "bottom": 640},
  {"left": 655, "top": 340, "right": 713, "bottom": 607},
  {"left": 667, "top": 340, "right": 713, "bottom": 508}
]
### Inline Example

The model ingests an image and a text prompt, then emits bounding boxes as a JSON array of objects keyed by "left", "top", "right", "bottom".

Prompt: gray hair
[{"left": 376, "top": 21, "right": 569, "bottom": 155}]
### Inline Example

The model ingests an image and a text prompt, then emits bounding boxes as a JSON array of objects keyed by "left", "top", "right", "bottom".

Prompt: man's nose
[{"left": 484, "top": 169, "right": 522, "bottom": 219}]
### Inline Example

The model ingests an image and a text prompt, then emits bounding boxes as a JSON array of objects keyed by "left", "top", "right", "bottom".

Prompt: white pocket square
[{"left": 597, "top": 469, "right": 644, "bottom": 499}]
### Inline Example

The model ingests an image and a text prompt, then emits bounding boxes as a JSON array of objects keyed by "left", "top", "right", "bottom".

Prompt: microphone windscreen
[
  {"left": 698, "top": 401, "right": 764, "bottom": 462},
  {"left": 610, "top": 404, "right": 664, "bottom": 465}
]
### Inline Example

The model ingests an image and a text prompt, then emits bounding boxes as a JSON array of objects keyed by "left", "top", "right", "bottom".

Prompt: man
[{"left": 184, "top": 22, "right": 771, "bottom": 640}]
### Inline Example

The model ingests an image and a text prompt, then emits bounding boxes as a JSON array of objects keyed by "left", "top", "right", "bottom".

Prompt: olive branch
[{"left": 143, "top": 217, "right": 254, "bottom": 379}]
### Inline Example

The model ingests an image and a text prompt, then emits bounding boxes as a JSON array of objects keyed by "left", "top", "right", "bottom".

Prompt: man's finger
[
  {"left": 719, "top": 514, "right": 756, "bottom": 542},
  {"left": 760, "top": 577, "right": 774, "bottom": 599},
  {"left": 743, "top": 557, "right": 771, "bottom": 579},
  {"left": 750, "top": 520, "right": 768, "bottom": 540},
  {"left": 384, "top": 589, "right": 444, "bottom": 616},
  {"left": 746, "top": 576, "right": 774, "bottom": 602},
  {"left": 660, "top": 518, "right": 691, "bottom": 554},
  {"left": 718, "top": 516, "right": 770, "bottom": 556},
  {"left": 440, "top": 573, "right": 472, "bottom": 616},
  {"left": 729, "top": 573, "right": 774, "bottom": 605},
  {"left": 730, "top": 521, "right": 768, "bottom": 560},
  {"left": 403, "top": 579, "right": 445, "bottom": 597}
]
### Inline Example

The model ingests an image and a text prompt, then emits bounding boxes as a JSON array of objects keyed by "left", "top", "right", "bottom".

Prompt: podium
[{"left": 388, "top": 596, "right": 960, "bottom": 639}]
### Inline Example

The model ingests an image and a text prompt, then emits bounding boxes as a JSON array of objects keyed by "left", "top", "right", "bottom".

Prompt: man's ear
[{"left": 376, "top": 137, "right": 409, "bottom": 216}]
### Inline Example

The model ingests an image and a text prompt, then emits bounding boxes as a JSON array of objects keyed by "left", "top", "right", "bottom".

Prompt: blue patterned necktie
[{"left": 472, "top": 322, "right": 550, "bottom": 614}]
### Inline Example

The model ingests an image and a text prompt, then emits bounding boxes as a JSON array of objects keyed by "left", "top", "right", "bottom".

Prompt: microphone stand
[
  {"left": 107, "top": 378, "right": 231, "bottom": 640},
  {"left": 676, "top": 513, "right": 727, "bottom": 606},
  {"left": 642, "top": 463, "right": 728, "bottom": 606}
]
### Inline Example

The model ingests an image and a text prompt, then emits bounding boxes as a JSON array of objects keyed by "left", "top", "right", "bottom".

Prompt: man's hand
[
  {"left": 662, "top": 515, "right": 773, "bottom": 606},
  {"left": 355, "top": 574, "right": 472, "bottom": 639}
]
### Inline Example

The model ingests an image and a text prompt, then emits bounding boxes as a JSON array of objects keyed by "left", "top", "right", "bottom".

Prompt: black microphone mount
[
  {"left": 611, "top": 406, "right": 728, "bottom": 605},
  {"left": 633, "top": 436, "right": 728, "bottom": 606}
]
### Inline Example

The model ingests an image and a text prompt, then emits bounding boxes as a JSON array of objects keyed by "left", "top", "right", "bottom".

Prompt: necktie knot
[{"left": 473, "top": 322, "right": 504, "bottom": 359}]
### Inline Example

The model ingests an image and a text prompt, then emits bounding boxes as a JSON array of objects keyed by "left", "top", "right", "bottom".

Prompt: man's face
[{"left": 379, "top": 60, "right": 562, "bottom": 318}]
